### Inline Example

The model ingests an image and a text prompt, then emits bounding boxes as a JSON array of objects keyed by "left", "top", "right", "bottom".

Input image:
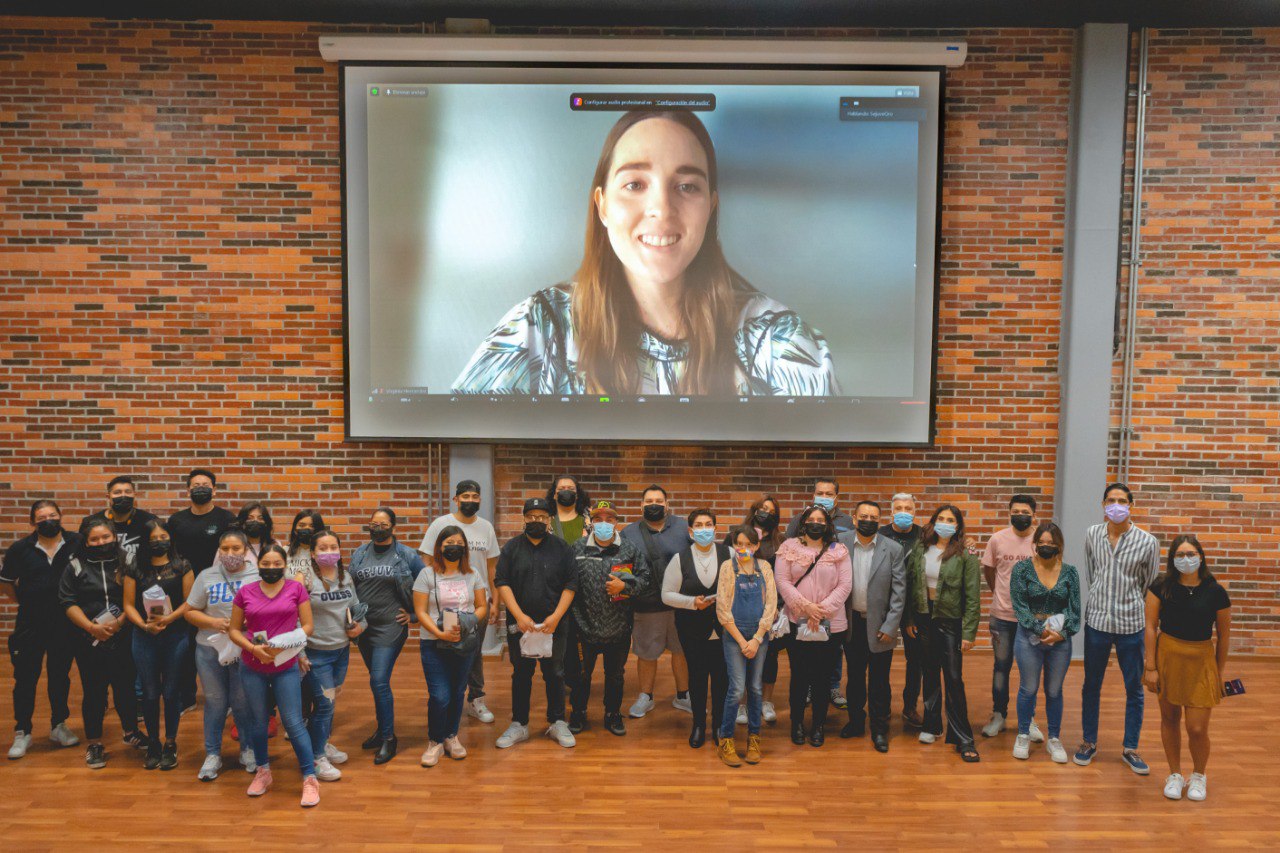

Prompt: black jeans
[
  {"left": 8, "top": 622, "right": 75, "bottom": 734},
  {"left": 507, "top": 627, "right": 567, "bottom": 726},
  {"left": 901, "top": 622, "right": 924, "bottom": 712},
  {"left": 570, "top": 637, "right": 630, "bottom": 717},
  {"left": 761, "top": 631, "right": 789, "bottom": 686},
  {"left": 920, "top": 612, "right": 975, "bottom": 748},
  {"left": 844, "top": 613, "right": 894, "bottom": 736},
  {"left": 675, "top": 620, "right": 726, "bottom": 731},
  {"left": 788, "top": 630, "right": 842, "bottom": 732},
  {"left": 73, "top": 630, "right": 138, "bottom": 741}
]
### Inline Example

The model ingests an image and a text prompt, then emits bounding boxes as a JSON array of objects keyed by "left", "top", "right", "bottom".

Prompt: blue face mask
[
  {"left": 692, "top": 528, "right": 716, "bottom": 546},
  {"left": 592, "top": 521, "right": 615, "bottom": 542},
  {"left": 934, "top": 522, "right": 957, "bottom": 540},
  {"left": 892, "top": 512, "right": 914, "bottom": 529},
  {"left": 814, "top": 496, "right": 835, "bottom": 512}
]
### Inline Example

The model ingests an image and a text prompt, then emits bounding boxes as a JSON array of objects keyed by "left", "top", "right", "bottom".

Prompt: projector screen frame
[{"left": 338, "top": 53, "right": 948, "bottom": 448}]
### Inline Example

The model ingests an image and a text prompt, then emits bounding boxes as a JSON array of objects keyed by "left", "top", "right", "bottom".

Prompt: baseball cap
[
  {"left": 523, "top": 497, "right": 552, "bottom": 515},
  {"left": 589, "top": 500, "right": 618, "bottom": 521}
]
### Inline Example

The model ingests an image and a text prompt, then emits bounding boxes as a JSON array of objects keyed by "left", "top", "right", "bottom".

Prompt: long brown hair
[
  {"left": 572, "top": 109, "right": 746, "bottom": 395},
  {"left": 1157, "top": 533, "right": 1211, "bottom": 601},
  {"left": 433, "top": 525, "right": 473, "bottom": 575},
  {"left": 743, "top": 495, "right": 784, "bottom": 551},
  {"left": 922, "top": 504, "right": 966, "bottom": 562}
]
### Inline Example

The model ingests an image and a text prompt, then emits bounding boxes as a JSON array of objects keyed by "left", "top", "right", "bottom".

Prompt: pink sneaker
[
  {"left": 247, "top": 766, "right": 273, "bottom": 797},
  {"left": 443, "top": 736, "right": 467, "bottom": 760},
  {"left": 300, "top": 775, "right": 320, "bottom": 808}
]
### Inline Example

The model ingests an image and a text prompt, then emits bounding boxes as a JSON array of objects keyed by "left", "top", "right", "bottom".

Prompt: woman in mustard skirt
[{"left": 1143, "top": 534, "right": 1232, "bottom": 803}]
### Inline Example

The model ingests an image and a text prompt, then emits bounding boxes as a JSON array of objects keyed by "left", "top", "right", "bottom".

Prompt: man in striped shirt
[{"left": 1074, "top": 482, "right": 1160, "bottom": 774}]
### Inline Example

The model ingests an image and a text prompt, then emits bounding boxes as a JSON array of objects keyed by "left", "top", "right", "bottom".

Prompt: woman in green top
[
  {"left": 545, "top": 475, "right": 590, "bottom": 542},
  {"left": 1009, "top": 522, "right": 1080, "bottom": 764},
  {"left": 904, "top": 504, "right": 981, "bottom": 762}
]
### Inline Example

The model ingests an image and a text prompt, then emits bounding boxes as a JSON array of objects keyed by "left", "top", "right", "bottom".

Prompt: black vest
[{"left": 673, "top": 544, "right": 730, "bottom": 639}]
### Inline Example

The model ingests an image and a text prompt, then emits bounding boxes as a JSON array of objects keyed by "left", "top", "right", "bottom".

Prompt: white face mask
[{"left": 1173, "top": 554, "right": 1201, "bottom": 575}]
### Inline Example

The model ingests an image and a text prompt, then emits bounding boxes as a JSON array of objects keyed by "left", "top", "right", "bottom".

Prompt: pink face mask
[
  {"left": 315, "top": 551, "right": 341, "bottom": 568},
  {"left": 1104, "top": 503, "right": 1130, "bottom": 524}
]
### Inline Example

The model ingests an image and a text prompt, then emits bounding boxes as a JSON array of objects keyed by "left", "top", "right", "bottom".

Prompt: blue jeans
[
  {"left": 241, "top": 662, "right": 315, "bottom": 777},
  {"left": 194, "top": 642, "right": 251, "bottom": 757},
  {"left": 132, "top": 626, "right": 190, "bottom": 743},
  {"left": 1014, "top": 626, "right": 1072, "bottom": 738},
  {"left": 720, "top": 635, "right": 769, "bottom": 738},
  {"left": 1080, "top": 625, "right": 1145, "bottom": 750},
  {"left": 358, "top": 632, "right": 406, "bottom": 739},
  {"left": 303, "top": 646, "right": 350, "bottom": 755},
  {"left": 420, "top": 640, "right": 477, "bottom": 742},
  {"left": 989, "top": 618, "right": 1018, "bottom": 717}
]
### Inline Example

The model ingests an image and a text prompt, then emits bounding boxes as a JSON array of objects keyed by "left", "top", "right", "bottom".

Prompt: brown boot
[
  {"left": 744, "top": 734, "right": 762, "bottom": 764},
  {"left": 718, "top": 737, "right": 743, "bottom": 767}
]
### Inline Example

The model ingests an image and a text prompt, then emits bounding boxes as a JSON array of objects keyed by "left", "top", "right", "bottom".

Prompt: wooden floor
[{"left": 0, "top": 646, "right": 1275, "bottom": 850}]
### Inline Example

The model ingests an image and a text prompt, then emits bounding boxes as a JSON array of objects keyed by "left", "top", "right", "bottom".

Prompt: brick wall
[{"left": 0, "top": 18, "right": 1275, "bottom": 651}]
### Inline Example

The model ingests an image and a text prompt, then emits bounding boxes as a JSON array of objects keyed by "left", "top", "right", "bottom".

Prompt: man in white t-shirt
[
  {"left": 419, "top": 479, "right": 501, "bottom": 723},
  {"left": 980, "top": 494, "right": 1041, "bottom": 741}
]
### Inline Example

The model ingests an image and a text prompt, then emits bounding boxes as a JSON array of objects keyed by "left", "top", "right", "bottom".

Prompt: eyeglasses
[{"left": 366, "top": 524, "right": 393, "bottom": 532}]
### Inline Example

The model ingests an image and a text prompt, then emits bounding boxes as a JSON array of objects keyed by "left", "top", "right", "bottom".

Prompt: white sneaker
[
  {"left": 197, "top": 753, "right": 222, "bottom": 781},
  {"left": 1028, "top": 719, "right": 1045, "bottom": 744},
  {"left": 239, "top": 747, "right": 257, "bottom": 773},
  {"left": 420, "top": 741, "right": 445, "bottom": 767},
  {"left": 1046, "top": 738, "right": 1068, "bottom": 764},
  {"left": 981, "top": 712, "right": 1005, "bottom": 737},
  {"left": 8, "top": 731, "right": 32, "bottom": 760},
  {"left": 762, "top": 701, "right": 777, "bottom": 724},
  {"left": 1163, "top": 773, "right": 1186, "bottom": 800},
  {"left": 672, "top": 694, "right": 692, "bottom": 713},
  {"left": 736, "top": 705, "right": 747, "bottom": 726},
  {"left": 49, "top": 722, "right": 80, "bottom": 747},
  {"left": 628, "top": 694, "right": 655, "bottom": 718},
  {"left": 496, "top": 722, "right": 529, "bottom": 749},
  {"left": 546, "top": 720, "right": 576, "bottom": 748},
  {"left": 1012, "top": 734, "right": 1031, "bottom": 760},
  {"left": 918, "top": 732, "right": 937, "bottom": 744},
  {"left": 467, "top": 697, "right": 495, "bottom": 724},
  {"left": 314, "top": 755, "right": 342, "bottom": 781},
  {"left": 324, "top": 742, "right": 348, "bottom": 765},
  {"left": 443, "top": 736, "right": 467, "bottom": 760},
  {"left": 1187, "top": 772, "right": 1207, "bottom": 801}
]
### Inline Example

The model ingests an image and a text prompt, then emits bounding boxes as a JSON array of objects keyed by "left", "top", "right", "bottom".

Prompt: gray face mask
[{"left": 1174, "top": 554, "right": 1201, "bottom": 575}]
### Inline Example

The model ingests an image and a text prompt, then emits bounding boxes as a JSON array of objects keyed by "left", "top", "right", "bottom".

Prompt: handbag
[
  {"left": 769, "top": 611, "right": 790, "bottom": 639},
  {"left": 795, "top": 619, "right": 831, "bottom": 642}
]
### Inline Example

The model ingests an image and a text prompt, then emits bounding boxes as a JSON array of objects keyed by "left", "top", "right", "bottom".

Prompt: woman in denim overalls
[{"left": 717, "top": 526, "right": 777, "bottom": 766}]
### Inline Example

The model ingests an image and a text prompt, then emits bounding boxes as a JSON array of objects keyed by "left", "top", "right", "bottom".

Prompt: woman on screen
[{"left": 452, "top": 109, "right": 839, "bottom": 397}]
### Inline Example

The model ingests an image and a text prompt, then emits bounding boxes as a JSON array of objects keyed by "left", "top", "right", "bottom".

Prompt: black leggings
[
  {"left": 762, "top": 632, "right": 789, "bottom": 685},
  {"left": 675, "top": 621, "right": 726, "bottom": 731},
  {"left": 787, "top": 630, "right": 842, "bottom": 732},
  {"left": 920, "top": 612, "right": 976, "bottom": 748},
  {"left": 74, "top": 632, "right": 137, "bottom": 742}
]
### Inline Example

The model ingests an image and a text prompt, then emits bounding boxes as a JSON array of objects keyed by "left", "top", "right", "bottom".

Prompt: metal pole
[{"left": 1118, "top": 27, "right": 1151, "bottom": 481}]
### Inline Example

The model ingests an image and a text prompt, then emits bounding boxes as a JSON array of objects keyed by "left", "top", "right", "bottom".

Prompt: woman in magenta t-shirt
[{"left": 229, "top": 544, "right": 318, "bottom": 807}]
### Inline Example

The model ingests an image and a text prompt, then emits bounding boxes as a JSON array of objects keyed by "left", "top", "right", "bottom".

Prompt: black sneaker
[
  {"left": 568, "top": 712, "right": 588, "bottom": 735},
  {"left": 159, "top": 741, "right": 178, "bottom": 771},
  {"left": 86, "top": 743, "right": 107, "bottom": 769},
  {"left": 144, "top": 743, "right": 162, "bottom": 770},
  {"left": 604, "top": 714, "right": 626, "bottom": 737},
  {"left": 122, "top": 730, "right": 147, "bottom": 750}
]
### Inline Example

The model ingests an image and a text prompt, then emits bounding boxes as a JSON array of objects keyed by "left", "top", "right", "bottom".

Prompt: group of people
[{"left": 2, "top": 472, "right": 1232, "bottom": 807}]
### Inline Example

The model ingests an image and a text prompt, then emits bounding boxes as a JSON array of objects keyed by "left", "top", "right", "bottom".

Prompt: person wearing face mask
[
  {"left": 980, "top": 494, "right": 1041, "bottom": 741},
  {"left": 183, "top": 530, "right": 260, "bottom": 781},
  {"left": 620, "top": 483, "right": 692, "bottom": 719},
  {"left": 236, "top": 502, "right": 278, "bottom": 561},
  {"left": 727, "top": 495, "right": 785, "bottom": 726},
  {"left": 1075, "top": 482, "right": 1160, "bottom": 774},
  {"left": 287, "top": 509, "right": 327, "bottom": 575},
  {"left": 98, "top": 475, "right": 159, "bottom": 565},
  {"left": 661, "top": 508, "right": 730, "bottom": 749},
  {"left": 348, "top": 507, "right": 423, "bottom": 765},
  {"left": 568, "top": 501, "right": 649, "bottom": 736},
  {"left": 546, "top": 474, "right": 590, "bottom": 542},
  {"left": 494, "top": 498, "right": 578, "bottom": 750},
  {"left": 904, "top": 504, "right": 981, "bottom": 762},
  {"left": 58, "top": 517, "right": 146, "bottom": 769},
  {"left": 774, "top": 505, "right": 852, "bottom": 748},
  {"left": 1009, "top": 522, "right": 1080, "bottom": 764},
  {"left": 715, "top": 526, "right": 777, "bottom": 767},
  {"left": 121, "top": 520, "right": 194, "bottom": 770},
  {"left": 1144, "top": 535, "right": 1232, "bottom": 802},
  {"left": 419, "top": 480, "right": 501, "bottom": 725},
  {"left": 2, "top": 500, "right": 83, "bottom": 759},
  {"left": 880, "top": 492, "right": 926, "bottom": 728}
]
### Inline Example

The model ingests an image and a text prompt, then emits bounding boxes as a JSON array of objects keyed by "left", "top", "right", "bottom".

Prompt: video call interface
[{"left": 343, "top": 64, "right": 942, "bottom": 444}]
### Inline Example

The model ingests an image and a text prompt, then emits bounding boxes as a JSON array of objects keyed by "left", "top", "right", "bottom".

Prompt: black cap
[
  {"left": 455, "top": 479, "right": 481, "bottom": 496},
  {"left": 523, "top": 497, "right": 552, "bottom": 514}
]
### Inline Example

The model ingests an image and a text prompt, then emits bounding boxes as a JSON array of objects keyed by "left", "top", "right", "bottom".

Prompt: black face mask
[
  {"left": 149, "top": 539, "right": 172, "bottom": 557},
  {"left": 243, "top": 520, "right": 268, "bottom": 539},
  {"left": 369, "top": 528, "right": 393, "bottom": 544},
  {"left": 111, "top": 496, "right": 134, "bottom": 515},
  {"left": 35, "top": 519, "right": 62, "bottom": 538},
  {"left": 458, "top": 501, "right": 480, "bottom": 518},
  {"left": 754, "top": 511, "right": 778, "bottom": 529},
  {"left": 1011, "top": 515, "right": 1034, "bottom": 532},
  {"left": 803, "top": 522, "right": 827, "bottom": 540},
  {"left": 259, "top": 568, "right": 285, "bottom": 584},
  {"left": 856, "top": 519, "right": 880, "bottom": 537},
  {"left": 190, "top": 487, "right": 214, "bottom": 506},
  {"left": 643, "top": 504, "right": 666, "bottom": 522},
  {"left": 85, "top": 542, "right": 117, "bottom": 562},
  {"left": 293, "top": 528, "right": 315, "bottom": 546},
  {"left": 524, "top": 521, "right": 548, "bottom": 539},
  {"left": 1036, "top": 545, "right": 1060, "bottom": 560},
  {"left": 441, "top": 544, "right": 467, "bottom": 563},
  {"left": 555, "top": 489, "right": 577, "bottom": 508}
]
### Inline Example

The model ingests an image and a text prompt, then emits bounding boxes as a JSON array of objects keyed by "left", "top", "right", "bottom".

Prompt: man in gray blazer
[{"left": 837, "top": 500, "right": 907, "bottom": 751}]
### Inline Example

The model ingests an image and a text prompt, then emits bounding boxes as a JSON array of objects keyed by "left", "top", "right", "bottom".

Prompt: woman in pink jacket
[{"left": 774, "top": 505, "right": 852, "bottom": 747}]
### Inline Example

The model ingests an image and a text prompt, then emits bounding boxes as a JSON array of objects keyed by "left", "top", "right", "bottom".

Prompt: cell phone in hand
[
  {"left": 1223, "top": 678, "right": 1245, "bottom": 696},
  {"left": 442, "top": 610, "right": 459, "bottom": 632}
]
